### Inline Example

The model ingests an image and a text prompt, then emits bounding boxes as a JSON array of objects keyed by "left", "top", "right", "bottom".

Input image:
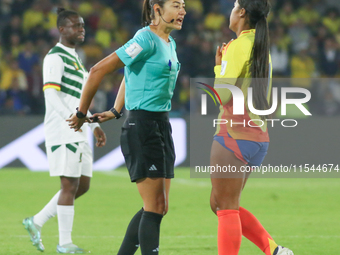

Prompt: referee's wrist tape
[{"left": 110, "top": 107, "right": 123, "bottom": 119}]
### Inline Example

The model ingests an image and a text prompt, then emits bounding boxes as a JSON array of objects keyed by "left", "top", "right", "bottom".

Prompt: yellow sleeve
[
  {"left": 214, "top": 40, "right": 247, "bottom": 104},
  {"left": 214, "top": 40, "right": 247, "bottom": 82}
]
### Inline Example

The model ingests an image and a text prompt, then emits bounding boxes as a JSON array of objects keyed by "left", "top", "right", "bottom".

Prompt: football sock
[
  {"left": 139, "top": 211, "right": 163, "bottom": 255},
  {"left": 57, "top": 205, "right": 74, "bottom": 246},
  {"left": 117, "top": 208, "right": 144, "bottom": 255},
  {"left": 33, "top": 190, "right": 61, "bottom": 229},
  {"left": 239, "top": 207, "right": 278, "bottom": 255},
  {"left": 217, "top": 209, "right": 242, "bottom": 255}
]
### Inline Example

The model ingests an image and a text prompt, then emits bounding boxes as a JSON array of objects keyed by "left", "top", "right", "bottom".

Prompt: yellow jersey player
[{"left": 210, "top": 0, "right": 294, "bottom": 255}]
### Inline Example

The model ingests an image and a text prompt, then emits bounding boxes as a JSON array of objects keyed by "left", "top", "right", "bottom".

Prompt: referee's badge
[
  {"left": 125, "top": 42, "right": 143, "bottom": 59},
  {"left": 221, "top": 61, "right": 228, "bottom": 76}
]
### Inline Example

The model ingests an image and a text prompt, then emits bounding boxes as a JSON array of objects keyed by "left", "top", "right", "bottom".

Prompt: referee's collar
[{"left": 56, "top": 42, "right": 76, "bottom": 56}]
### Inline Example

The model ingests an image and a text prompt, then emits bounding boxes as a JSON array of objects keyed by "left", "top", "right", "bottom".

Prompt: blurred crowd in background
[{"left": 1, "top": 0, "right": 340, "bottom": 117}]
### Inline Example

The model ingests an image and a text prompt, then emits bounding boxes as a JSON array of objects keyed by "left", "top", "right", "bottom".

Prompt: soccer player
[
  {"left": 22, "top": 8, "right": 106, "bottom": 254},
  {"left": 210, "top": 0, "right": 294, "bottom": 255},
  {"left": 67, "top": 0, "right": 186, "bottom": 254}
]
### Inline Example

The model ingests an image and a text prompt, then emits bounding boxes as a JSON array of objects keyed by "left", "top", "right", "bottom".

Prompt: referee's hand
[{"left": 90, "top": 111, "right": 115, "bottom": 123}]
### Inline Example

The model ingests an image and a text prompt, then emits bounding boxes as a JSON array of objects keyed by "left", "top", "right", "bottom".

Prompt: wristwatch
[
  {"left": 110, "top": 107, "right": 123, "bottom": 119},
  {"left": 76, "top": 107, "right": 87, "bottom": 119}
]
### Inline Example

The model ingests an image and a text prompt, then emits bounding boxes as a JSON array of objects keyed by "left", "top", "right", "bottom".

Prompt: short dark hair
[{"left": 56, "top": 7, "right": 79, "bottom": 28}]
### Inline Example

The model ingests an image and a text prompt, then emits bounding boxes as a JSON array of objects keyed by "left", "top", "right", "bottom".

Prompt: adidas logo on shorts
[{"left": 149, "top": 165, "right": 157, "bottom": 171}]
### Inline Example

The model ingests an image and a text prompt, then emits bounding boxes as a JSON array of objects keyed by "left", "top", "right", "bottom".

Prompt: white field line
[{"left": 8, "top": 235, "right": 340, "bottom": 239}]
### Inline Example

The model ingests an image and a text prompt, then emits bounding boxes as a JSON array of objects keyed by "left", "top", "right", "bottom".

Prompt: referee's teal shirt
[{"left": 115, "top": 26, "right": 180, "bottom": 112}]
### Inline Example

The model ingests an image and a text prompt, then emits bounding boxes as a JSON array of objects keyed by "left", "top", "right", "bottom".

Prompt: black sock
[
  {"left": 139, "top": 211, "right": 163, "bottom": 255},
  {"left": 117, "top": 208, "right": 144, "bottom": 255}
]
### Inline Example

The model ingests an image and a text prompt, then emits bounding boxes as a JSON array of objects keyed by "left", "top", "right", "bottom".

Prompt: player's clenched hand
[
  {"left": 66, "top": 113, "right": 87, "bottom": 132},
  {"left": 93, "top": 127, "right": 106, "bottom": 147},
  {"left": 89, "top": 111, "right": 115, "bottom": 123},
  {"left": 215, "top": 42, "right": 226, "bottom": 66}
]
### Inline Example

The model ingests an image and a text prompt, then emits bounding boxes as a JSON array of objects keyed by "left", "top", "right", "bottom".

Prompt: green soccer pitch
[{"left": 1, "top": 168, "right": 339, "bottom": 254}]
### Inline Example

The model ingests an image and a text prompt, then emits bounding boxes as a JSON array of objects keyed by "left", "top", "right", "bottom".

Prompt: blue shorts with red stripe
[{"left": 214, "top": 134, "right": 269, "bottom": 167}]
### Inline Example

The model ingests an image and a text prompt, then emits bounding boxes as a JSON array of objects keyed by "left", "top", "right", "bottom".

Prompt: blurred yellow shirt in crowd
[
  {"left": 276, "top": 35, "right": 292, "bottom": 51},
  {"left": 0, "top": 67, "right": 27, "bottom": 91},
  {"left": 185, "top": 0, "right": 203, "bottom": 15},
  {"left": 322, "top": 17, "right": 340, "bottom": 34},
  {"left": 113, "top": 28, "right": 129, "bottom": 45},
  {"left": 22, "top": 9, "right": 43, "bottom": 33},
  {"left": 98, "top": 8, "right": 118, "bottom": 30},
  {"left": 204, "top": 13, "right": 226, "bottom": 30},
  {"left": 290, "top": 55, "right": 315, "bottom": 88},
  {"left": 11, "top": 45, "right": 23, "bottom": 58},
  {"left": 82, "top": 44, "right": 103, "bottom": 60},
  {"left": 78, "top": 2, "right": 93, "bottom": 18},
  {"left": 279, "top": 11, "right": 298, "bottom": 27},
  {"left": 42, "top": 12, "right": 58, "bottom": 30},
  {"left": 95, "top": 29, "right": 111, "bottom": 49},
  {"left": 298, "top": 8, "right": 320, "bottom": 25}
]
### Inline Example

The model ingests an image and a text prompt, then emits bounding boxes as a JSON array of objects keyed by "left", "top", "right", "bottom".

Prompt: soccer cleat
[
  {"left": 22, "top": 217, "right": 45, "bottom": 252},
  {"left": 273, "top": 245, "right": 294, "bottom": 255},
  {"left": 56, "top": 243, "right": 90, "bottom": 253}
]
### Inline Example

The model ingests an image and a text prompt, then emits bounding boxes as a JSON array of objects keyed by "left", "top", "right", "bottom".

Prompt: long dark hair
[
  {"left": 238, "top": 0, "right": 271, "bottom": 114},
  {"left": 142, "top": 0, "right": 169, "bottom": 26}
]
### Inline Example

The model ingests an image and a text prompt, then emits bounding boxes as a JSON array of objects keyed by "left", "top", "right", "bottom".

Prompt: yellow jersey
[{"left": 214, "top": 29, "right": 272, "bottom": 142}]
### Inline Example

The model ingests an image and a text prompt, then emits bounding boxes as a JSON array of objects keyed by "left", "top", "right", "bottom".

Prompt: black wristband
[
  {"left": 76, "top": 107, "right": 87, "bottom": 119},
  {"left": 110, "top": 107, "right": 123, "bottom": 119}
]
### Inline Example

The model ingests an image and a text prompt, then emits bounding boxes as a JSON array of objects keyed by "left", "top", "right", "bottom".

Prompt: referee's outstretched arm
[
  {"left": 67, "top": 52, "right": 125, "bottom": 130},
  {"left": 80, "top": 53, "right": 125, "bottom": 114},
  {"left": 91, "top": 78, "right": 126, "bottom": 124}
]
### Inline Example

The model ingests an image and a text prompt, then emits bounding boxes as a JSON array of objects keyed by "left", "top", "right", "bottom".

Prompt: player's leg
[
  {"left": 117, "top": 178, "right": 170, "bottom": 255},
  {"left": 56, "top": 141, "right": 91, "bottom": 253},
  {"left": 210, "top": 140, "right": 245, "bottom": 255},
  {"left": 56, "top": 176, "right": 89, "bottom": 253},
  {"left": 137, "top": 177, "right": 166, "bottom": 255},
  {"left": 23, "top": 144, "right": 68, "bottom": 252},
  {"left": 75, "top": 175, "right": 91, "bottom": 199},
  {"left": 57, "top": 176, "right": 79, "bottom": 246},
  {"left": 27, "top": 175, "right": 86, "bottom": 234},
  {"left": 210, "top": 142, "right": 275, "bottom": 255},
  {"left": 75, "top": 142, "right": 93, "bottom": 200},
  {"left": 164, "top": 178, "right": 171, "bottom": 215},
  {"left": 23, "top": 188, "right": 61, "bottom": 251},
  {"left": 118, "top": 113, "right": 170, "bottom": 255},
  {"left": 239, "top": 170, "right": 278, "bottom": 255},
  {"left": 117, "top": 207, "right": 144, "bottom": 255},
  {"left": 238, "top": 144, "right": 293, "bottom": 255}
]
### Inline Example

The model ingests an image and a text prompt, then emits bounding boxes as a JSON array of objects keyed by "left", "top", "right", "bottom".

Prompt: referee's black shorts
[{"left": 120, "top": 110, "right": 176, "bottom": 182}]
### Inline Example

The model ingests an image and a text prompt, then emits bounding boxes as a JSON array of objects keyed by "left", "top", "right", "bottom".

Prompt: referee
[{"left": 67, "top": 0, "right": 186, "bottom": 254}]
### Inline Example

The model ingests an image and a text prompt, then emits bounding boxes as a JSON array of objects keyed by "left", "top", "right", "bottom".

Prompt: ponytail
[
  {"left": 142, "top": 0, "right": 168, "bottom": 27},
  {"left": 142, "top": 0, "right": 152, "bottom": 26},
  {"left": 238, "top": 0, "right": 271, "bottom": 118},
  {"left": 250, "top": 16, "right": 270, "bottom": 115}
]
